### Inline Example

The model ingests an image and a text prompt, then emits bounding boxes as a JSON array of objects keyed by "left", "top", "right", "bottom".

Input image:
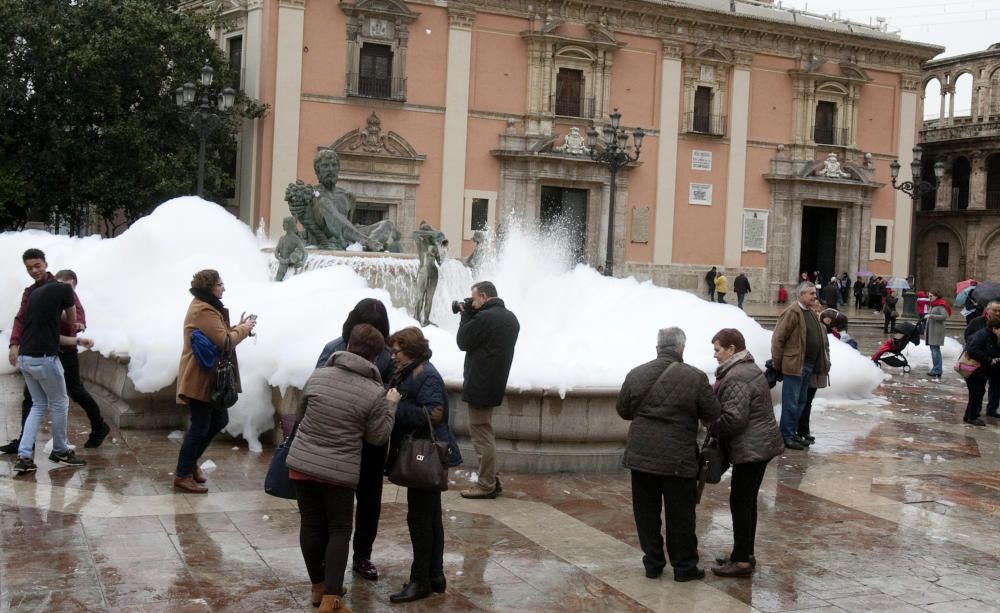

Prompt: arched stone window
[
  {"left": 952, "top": 72, "right": 974, "bottom": 118},
  {"left": 812, "top": 82, "right": 850, "bottom": 145},
  {"left": 923, "top": 77, "right": 942, "bottom": 120},
  {"left": 341, "top": 0, "right": 419, "bottom": 101},
  {"left": 789, "top": 58, "right": 869, "bottom": 148},
  {"left": 952, "top": 156, "right": 971, "bottom": 210},
  {"left": 682, "top": 46, "right": 731, "bottom": 136}
]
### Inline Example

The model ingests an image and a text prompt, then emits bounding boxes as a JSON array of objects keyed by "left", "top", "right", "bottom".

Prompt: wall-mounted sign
[
  {"left": 631, "top": 207, "right": 649, "bottom": 243},
  {"left": 689, "top": 183, "right": 712, "bottom": 206},
  {"left": 742, "top": 209, "right": 768, "bottom": 252},
  {"left": 692, "top": 150, "right": 712, "bottom": 171}
]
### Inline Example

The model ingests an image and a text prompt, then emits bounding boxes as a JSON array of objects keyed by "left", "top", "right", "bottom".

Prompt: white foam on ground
[{"left": 0, "top": 198, "right": 885, "bottom": 446}]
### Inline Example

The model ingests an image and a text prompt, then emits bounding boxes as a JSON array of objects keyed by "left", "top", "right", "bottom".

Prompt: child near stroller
[{"left": 872, "top": 321, "right": 921, "bottom": 372}]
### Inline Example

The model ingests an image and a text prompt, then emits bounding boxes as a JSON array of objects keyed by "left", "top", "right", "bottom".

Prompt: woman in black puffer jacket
[
  {"left": 709, "top": 328, "right": 784, "bottom": 578},
  {"left": 963, "top": 320, "right": 1000, "bottom": 426}
]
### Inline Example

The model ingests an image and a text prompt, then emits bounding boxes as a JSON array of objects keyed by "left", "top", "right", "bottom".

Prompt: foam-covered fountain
[{"left": 0, "top": 198, "right": 885, "bottom": 470}]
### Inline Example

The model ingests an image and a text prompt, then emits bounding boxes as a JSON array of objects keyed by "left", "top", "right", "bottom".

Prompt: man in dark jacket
[
  {"left": 617, "top": 327, "right": 721, "bottom": 582},
  {"left": 456, "top": 281, "right": 520, "bottom": 499},
  {"left": 820, "top": 280, "right": 840, "bottom": 309},
  {"left": 733, "top": 273, "right": 751, "bottom": 310},
  {"left": 705, "top": 267, "right": 717, "bottom": 301}
]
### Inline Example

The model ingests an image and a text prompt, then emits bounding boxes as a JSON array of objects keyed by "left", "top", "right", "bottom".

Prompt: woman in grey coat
[
  {"left": 710, "top": 328, "right": 785, "bottom": 577},
  {"left": 925, "top": 289, "right": 951, "bottom": 379}
]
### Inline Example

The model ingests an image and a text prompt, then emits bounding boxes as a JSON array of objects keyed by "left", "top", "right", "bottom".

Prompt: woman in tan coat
[{"left": 174, "top": 269, "right": 255, "bottom": 493}]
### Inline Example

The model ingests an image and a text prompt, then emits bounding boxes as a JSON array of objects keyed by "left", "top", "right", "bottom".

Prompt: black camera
[{"left": 451, "top": 297, "right": 473, "bottom": 314}]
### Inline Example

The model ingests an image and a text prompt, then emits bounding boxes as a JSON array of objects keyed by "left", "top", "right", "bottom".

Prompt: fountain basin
[{"left": 82, "top": 352, "right": 625, "bottom": 473}]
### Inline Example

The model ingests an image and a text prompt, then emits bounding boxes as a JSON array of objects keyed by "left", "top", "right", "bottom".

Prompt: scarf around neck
[
  {"left": 190, "top": 287, "right": 225, "bottom": 314},
  {"left": 387, "top": 349, "right": 432, "bottom": 391}
]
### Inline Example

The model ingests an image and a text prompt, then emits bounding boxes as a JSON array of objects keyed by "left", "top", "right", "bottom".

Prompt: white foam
[{"left": 0, "top": 198, "right": 885, "bottom": 446}]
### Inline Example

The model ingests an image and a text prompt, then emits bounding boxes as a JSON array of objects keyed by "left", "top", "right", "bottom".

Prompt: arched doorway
[
  {"left": 917, "top": 224, "right": 964, "bottom": 293},
  {"left": 952, "top": 156, "right": 971, "bottom": 210}
]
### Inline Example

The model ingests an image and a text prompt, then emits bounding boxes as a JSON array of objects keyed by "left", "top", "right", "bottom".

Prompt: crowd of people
[{"left": 5, "top": 245, "right": 986, "bottom": 606}]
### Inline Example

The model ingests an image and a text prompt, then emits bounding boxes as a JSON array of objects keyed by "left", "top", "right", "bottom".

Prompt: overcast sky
[{"left": 781, "top": 0, "right": 998, "bottom": 116}]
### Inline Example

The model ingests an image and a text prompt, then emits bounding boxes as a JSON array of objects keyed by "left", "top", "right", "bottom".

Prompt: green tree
[{"left": 0, "top": 0, "right": 265, "bottom": 234}]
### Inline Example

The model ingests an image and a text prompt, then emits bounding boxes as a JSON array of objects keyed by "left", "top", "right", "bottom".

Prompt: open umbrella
[
  {"left": 855, "top": 271, "right": 874, "bottom": 277},
  {"left": 886, "top": 277, "right": 910, "bottom": 291},
  {"left": 956, "top": 286, "right": 975, "bottom": 307},
  {"left": 970, "top": 281, "right": 1000, "bottom": 306},
  {"left": 955, "top": 279, "right": 977, "bottom": 294}
]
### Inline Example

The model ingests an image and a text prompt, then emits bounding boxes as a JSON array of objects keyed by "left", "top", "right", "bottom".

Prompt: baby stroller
[{"left": 871, "top": 321, "right": 921, "bottom": 372}]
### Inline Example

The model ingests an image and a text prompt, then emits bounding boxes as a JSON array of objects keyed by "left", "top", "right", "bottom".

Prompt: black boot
[
  {"left": 430, "top": 575, "right": 446, "bottom": 594},
  {"left": 389, "top": 582, "right": 431, "bottom": 603}
]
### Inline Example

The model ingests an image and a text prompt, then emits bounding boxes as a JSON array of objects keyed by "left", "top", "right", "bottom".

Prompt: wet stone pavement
[{"left": 4, "top": 342, "right": 1000, "bottom": 612}]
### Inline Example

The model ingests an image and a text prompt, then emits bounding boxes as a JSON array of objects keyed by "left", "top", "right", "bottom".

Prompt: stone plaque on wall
[
  {"left": 692, "top": 150, "right": 712, "bottom": 171},
  {"left": 631, "top": 207, "right": 649, "bottom": 243},
  {"left": 689, "top": 183, "right": 712, "bottom": 206},
  {"left": 742, "top": 209, "right": 768, "bottom": 252}
]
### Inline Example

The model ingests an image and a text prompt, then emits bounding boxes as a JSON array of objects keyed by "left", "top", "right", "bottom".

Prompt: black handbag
[
  {"left": 696, "top": 433, "right": 729, "bottom": 504},
  {"left": 387, "top": 408, "right": 450, "bottom": 491},
  {"left": 210, "top": 336, "right": 238, "bottom": 410},
  {"left": 264, "top": 426, "right": 297, "bottom": 499}
]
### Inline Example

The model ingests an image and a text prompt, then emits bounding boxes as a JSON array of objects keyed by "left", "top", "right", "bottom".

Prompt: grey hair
[
  {"left": 797, "top": 282, "right": 816, "bottom": 296},
  {"left": 657, "top": 327, "right": 686, "bottom": 351}
]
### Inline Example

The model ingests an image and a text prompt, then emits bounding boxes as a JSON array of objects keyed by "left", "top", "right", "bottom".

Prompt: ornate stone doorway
[
  {"left": 799, "top": 206, "right": 839, "bottom": 280},
  {"left": 540, "top": 186, "right": 589, "bottom": 262}
]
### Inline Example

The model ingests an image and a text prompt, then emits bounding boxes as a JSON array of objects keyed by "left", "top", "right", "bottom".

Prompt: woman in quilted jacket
[{"left": 709, "top": 328, "right": 784, "bottom": 578}]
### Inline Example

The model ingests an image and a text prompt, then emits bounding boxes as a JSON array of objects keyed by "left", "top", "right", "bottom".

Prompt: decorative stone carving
[
  {"left": 412, "top": 221, "right": 447, "bottom": 326},
  {"left": 818, "top": 153, "right": 851, "bottom": 179},
  {"left": 552, "top": 127, "right": 590, "bottom": 155},
  {"left": 274, "top": 216, "right": 307, "bottom": 281},
  {"left": 353, "top": 112, "right": 388, "bottom": 154}
]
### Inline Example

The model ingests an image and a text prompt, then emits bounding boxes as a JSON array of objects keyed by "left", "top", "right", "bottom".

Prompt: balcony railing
[
  {"left": 951, "top": 188, "right": 969, "bottom": 210},
  {"left": 813, "top": 125, "right": 849, "bottom": 146},
  {"left": 988, "top": 191, "right": 1000, "bottom": 210},
  {"left": 346, "top": 73, "right": 406, "bottom": 101},
  {"left": 550, "top": 95, "right": 595, "bottom": 119},
  {"left": 684, "top": 112, "right": 727, "bottom": 136}
]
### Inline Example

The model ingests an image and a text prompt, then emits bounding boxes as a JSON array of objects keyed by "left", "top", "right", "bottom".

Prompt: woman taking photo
[
  {"left": 385, "top": 327, "right": 462, "bottom": 603},
  {"left": 287, "top": 324, "right": 397, "bottom": 612},
  {"left": 710, "top": 328, "right": 784, "bottom": 577},
  {"left": 963, "top": 320, "right": 1000, "bottom": 426},
  {"left": 174, "top": 269, "right": 256, "bottom": 494}
]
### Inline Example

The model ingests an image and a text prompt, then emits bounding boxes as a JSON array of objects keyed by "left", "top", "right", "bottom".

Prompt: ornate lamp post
[
  {"left": 587, "top": 109, "right": 645, "bottom": 277},
  {"left": 890, "top": 145, "right": 945, "bottom": 315},
  {"left": 175, "top": 64, "right": 236, "bottom": 197}
]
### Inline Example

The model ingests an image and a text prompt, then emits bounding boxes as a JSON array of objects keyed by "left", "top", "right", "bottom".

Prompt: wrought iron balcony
[
  {"left": 812, "top": 125, "right": 849, "bottom": 146},
  {"left": 346, "top": 73, "right": 406, "bottom": 101},
  {"left": 550, "top": 95, "right": 595, "bottom": 119},
  {"left": 684, "top": 112, "right": 727, "bottom": 136}
]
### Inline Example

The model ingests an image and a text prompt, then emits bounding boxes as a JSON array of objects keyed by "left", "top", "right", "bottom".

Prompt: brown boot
[
  {"left": 318, "top": 595, "right": 350, "bottom": 613},
  {"left": 173, "top": 476, "right": 208, "bottom": 494},
  {"left": 192, "top": 466, "right": 207, "bottom": 484},
  {"left": 311, "top": 583, "right": 324, "bottom": 607}
]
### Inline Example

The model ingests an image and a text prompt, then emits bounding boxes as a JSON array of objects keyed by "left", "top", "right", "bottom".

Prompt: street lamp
[
  {"left": 890, "top": 145, "right": 945, "bottom": 315},
  {"left": 175, "top": 63, "right": 236, "bottom": 197},
  {"left": 587, "top": 108, "right": 645, "bottom": 277}
]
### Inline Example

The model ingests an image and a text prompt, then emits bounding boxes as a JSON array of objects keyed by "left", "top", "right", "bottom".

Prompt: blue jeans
[
  {"left": 18, "top": 355, "right": 70, "bottom": 458},
  {"left": 175, "top": 398, "right": 229, "bottom": 477},
  {"left": 737, "top": 292, "right": 747, "bottom": 309},
  {"left": 779, "top": 360, "right": 814, "bottom": 440},
  {"left": 929, "top": 345, "right": 942, "bottom": 376}
]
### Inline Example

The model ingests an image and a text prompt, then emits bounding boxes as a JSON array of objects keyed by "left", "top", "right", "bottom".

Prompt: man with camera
[{"left": 454, "top": 281, "right": 519, "bottom": 499}]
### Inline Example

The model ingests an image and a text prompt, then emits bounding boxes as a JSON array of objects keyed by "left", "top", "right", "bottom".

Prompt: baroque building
[
  {"left": 916, "top": 44, "right": 1000, "bottom": 293},
  {"left": 188, "top": 0, "right": 940, "bottom": 300}
]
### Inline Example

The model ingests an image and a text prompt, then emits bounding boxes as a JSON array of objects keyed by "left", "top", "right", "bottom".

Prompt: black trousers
[
  {"left": 352, "top": 441, "right": 387, "bottom": 563},
  {"left": 294, "top": 480, "right": 355, "bottom": 596},
  {"left": 728, "top": 461, "right": 769, "bottom": 563},
  {"left": 797, "top": 387, "right": 817, "bottom": 438},
  {"left": 883, "top": 313, "right": 896, "bottom": 334},
  {"left": 966, "top": 375, "right": 987, "bottom": 422},
  {"left": 406, "top": 487, "right": 444, "bottom": 585},
  {"left": 854, "top": 294, "right": 863, "bottom": 309},
  {"left": 630, "top": 470, "right": 699, "bottom": 578},
  {"left": 20, "top": 351, "right": 106, "bottom": 433},
  {"left": 987, "top": 371, "right": 1000, "bottom": 417},
  {"left": 175, "top": 399, "right": 228, "bottom": 477}
]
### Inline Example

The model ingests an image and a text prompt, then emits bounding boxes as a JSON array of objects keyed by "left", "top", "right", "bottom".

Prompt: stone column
[
  {"left": 439, "top": 8, "right": 474, "bottom": 248},
  {"left": 969, "top": 152, "right": 987, "bottom": 209},
  {"left": 267, "top": 0, "right": 306, "bottom": 234},
  {"left": 239, "top": 0, "right": 264, "bottom": 225},
  {"left": 934, "top": 162, "right": 953, "bottom": 211},
  {"left": 653, "top": 42, "right": 682, "bottom": 265},
  {"left": 892, "top": 85, "right": 919, "bottom": 276},
  {"left": 724, "top": 52, "right": 752, "bottom": 269},
  {"left": 939, "top": 88, "right": 948, "bottom": 122},
  {"left": 847, "top": 201, "right": 862, "bottom": 282}
]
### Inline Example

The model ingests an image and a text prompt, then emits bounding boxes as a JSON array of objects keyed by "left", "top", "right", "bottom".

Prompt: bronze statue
[
  {"left": 412, "top": 221, "right": 447, "bottom": 326},
  {"left": 465, "top": 230, "right": 487, "bottom": 271},
  {"left": 274, "top": 216, "right": 307, "bottom": 281},
  {"left": 285, "top": 150, "right": 399, "bottom": 252}
]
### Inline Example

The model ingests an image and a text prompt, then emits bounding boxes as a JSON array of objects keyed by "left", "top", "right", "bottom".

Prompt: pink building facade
[{"left": 203, "top": 0, "right": 941, "bottom": 300}]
